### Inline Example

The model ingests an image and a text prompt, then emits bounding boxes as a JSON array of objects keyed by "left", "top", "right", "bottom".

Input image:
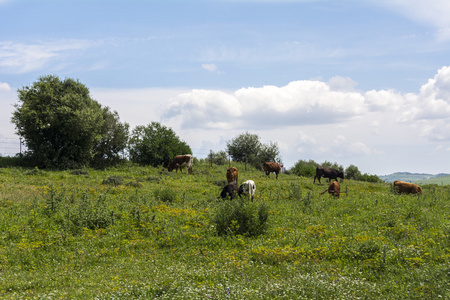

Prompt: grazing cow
[
  {"left": 218, "top": 182, "right": 239, "bottom": 200},
  {"left": 238, "top": 180, "right": 256, "bottom": 201},
  {"left": 226, "top": 167, "right": 239, "bottom": 184},
  {"left": 314, "top": 166, "right": 344, "bottom": 184},
  {"left": 393, "top": 180, "right": 423, "bottom": 195},
  {"left": 319, "top": 181, "right": 341, "bottom": 199},
  {"left": 263, "top": 162, "right": 282, "bottom": 179},
  {"left": 168, "top": 154, "right": 193, "bottom": 174}
]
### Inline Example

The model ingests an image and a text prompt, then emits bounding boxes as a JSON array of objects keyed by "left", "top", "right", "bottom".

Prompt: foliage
[
  {"left": 11, "top": 75, "right": 105, "bottom": 169},
  {"left": 212, "top": 198, "right": 269, "bottom": 237},
  {"left": 92, "top": 107, "right": 129, "bottom": 168},
  {"left": 226, "top": 132, "right": 281, "bottom": 168},
  {"left": 128, "top": 122, "right": 192, "bottom": 167},
  {"left": 206, "top": 150, "right": 228, "bottom": 165},
  {"left": 290, "top": 159, "right": 319, "bottom": 177},
  {"left": 345, "top": 164, "right": 362, "bottom": 180}
]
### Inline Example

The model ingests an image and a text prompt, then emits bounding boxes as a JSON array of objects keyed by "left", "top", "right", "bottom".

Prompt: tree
[
  {"left": 92, "top": 107, "right": 129, "bottom": 168},
  {"left": 128, "top": 122, "right": 192, "bottom": 167},
  {"left": 290, "top": 159, "right": 319, "bottom": 177},
  {"left": 345, "top": 164, "right": 362, "bottom": 180},
  {"left": 226, "top": 132, "right": 281, "bottom": 169},
  {"left": 12, "top": 75, "right": 105, "bottom": 169},
  {"left": 207, "top": 150, "right": 228, "bottom": 165}
]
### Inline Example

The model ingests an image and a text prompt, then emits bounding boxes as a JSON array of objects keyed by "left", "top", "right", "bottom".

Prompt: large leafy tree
[
  {"left": 12, "top": 75, "right": 105, "bottom": 168},
  {"left": 128, "top": 122, "right": 192, "bottom": 167},
  {"left": 226, "top": 132, "right": 281, "bottom": 168}
]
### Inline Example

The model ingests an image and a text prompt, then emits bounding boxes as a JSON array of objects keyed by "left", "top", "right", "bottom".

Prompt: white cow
[{"left": 238, "top": 180, "right": 256, "bottom": 201}]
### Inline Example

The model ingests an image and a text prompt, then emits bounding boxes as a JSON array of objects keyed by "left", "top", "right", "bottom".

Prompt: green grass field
[{"left": 0, "top": 163, "right": 449, "bottom": 299}]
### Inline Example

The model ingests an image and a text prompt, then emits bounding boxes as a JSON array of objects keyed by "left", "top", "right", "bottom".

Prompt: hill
[
  {"left": 378, "top": 172, "right": 450, "bottom": 183},
  {"left": 413, "top": 174, "right": 450, "bottom": 185}
]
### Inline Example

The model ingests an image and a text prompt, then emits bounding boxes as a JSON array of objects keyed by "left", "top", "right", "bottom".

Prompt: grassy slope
[
  {"left": 0, "top": 163, "right": 449, "bottom": 299},
  {"left": 414, "top": 175, "right": 450, "bottom": 186}
]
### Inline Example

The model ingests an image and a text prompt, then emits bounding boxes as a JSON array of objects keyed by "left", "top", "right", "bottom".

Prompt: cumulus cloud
[{"left": 162, "top": 80, "right": 366, "bottom": 129}]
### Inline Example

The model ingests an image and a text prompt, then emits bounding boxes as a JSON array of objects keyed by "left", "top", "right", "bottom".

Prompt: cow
[
  {"left": 238, "top": 180, "right": 256, "bottom": 201},
  {"left": 319, "top": 181, "right": 341, "bottom": 199},
  {"left": 168, "top": 154, "right": 193, "bottom": 174},
  {"left": 218, "top": 182, "right": 239, "bottom": 200},
  {"left": 393, "top": 180, "right": 423, "bottom": 195},
  {"left": 314, "top": 166, "right": 344, "bottom": 184},
  {"left": 226, "top": 167, "right": 239, "bottom": 184},
  {"left": 263, "top": 162, "right": 282, "bottom": 179}
]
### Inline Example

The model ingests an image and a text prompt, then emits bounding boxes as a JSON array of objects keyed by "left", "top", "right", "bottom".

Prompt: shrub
[
  {"left": 212, "top": 198, "right": 269, "bottom": 237},
  {"left": 102, "top": 175, "right": 124, "bottom": 186},
  {"left": 154, "top": 188, "right": 176, "bottom": 203}
]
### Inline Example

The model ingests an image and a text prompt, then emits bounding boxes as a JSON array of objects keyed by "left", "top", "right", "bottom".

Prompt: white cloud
[
  {"left": 162, "top": 80, "right": 367, "bottom": 129},
  {"left": 374, "top": 0, "right": 450, "bottom": 41},
  {"left": 0, "top": 82, "right": 11, "bottom": 91},
  {"left": 202, "top": 63, "right": 218, "bottom": 72},
  {"left": 0, "top": 39, "right": 98, "bottom": 73}
]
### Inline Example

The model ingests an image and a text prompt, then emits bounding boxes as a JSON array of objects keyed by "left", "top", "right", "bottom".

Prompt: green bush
[
  {"left": 212, "top": 198, "right": 269, "bottom": 237},
  {"left": 154, "top": 187, "right": 177, "bottom": 203},
  {"left": 102, "top": 175, "right": 124, "bottom": 186}
]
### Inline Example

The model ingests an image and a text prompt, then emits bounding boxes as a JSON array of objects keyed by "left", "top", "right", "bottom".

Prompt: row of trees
[
  {"left": 11, "top": 75, "right": 279, "bottom": 170},
  {"left": 10, "top": 75, "right": 379, "bottom": 183},
  {"left": 12, "top": 75, "right": 191, "bottom": 169},
  {"left": 290, "top": 159, "right": 381, "bottom": 183}
]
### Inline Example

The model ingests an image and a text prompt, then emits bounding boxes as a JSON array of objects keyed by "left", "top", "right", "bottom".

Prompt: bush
[
  {"left": 154, "top": 188, "right": 176, "bottom": 203},
  {"left": 290, "top": 159, "right": 318, "bottom": 177},
  {"left": 212, "top": 198, "right": 269, "bottom": 237},
  {"left": 102, "top": 176, "right": 124, "bottom": 186}
]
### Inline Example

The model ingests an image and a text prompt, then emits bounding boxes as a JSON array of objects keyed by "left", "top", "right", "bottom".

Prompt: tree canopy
[
  {"left": 226, "top": 132, "right": 281, "bottom": 169},
  {"left": 128, "top": 122, "right": 192, "bottom": 167},
  {"left": 11, "top": 75, "right": 128, "bottom": 169}
]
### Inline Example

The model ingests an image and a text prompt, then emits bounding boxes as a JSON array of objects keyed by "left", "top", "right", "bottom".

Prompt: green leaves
[
  {"left": 128, "top": 122, "right": 192, "bottom": 167},
  {"left": 12, "top": 75, "right": 128, "bottom": 169}
]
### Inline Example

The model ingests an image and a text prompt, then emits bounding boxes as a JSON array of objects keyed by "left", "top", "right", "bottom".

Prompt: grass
[{"left": 0, "top": 162, "right": 449, "bottom": 299}]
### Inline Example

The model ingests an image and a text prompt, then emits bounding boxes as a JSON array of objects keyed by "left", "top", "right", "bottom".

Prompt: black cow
[
  {"left": 218, "top": 182, "right": 239, "bottom": 200},
  {"left": 313, "top": 166, "right": 344, "bottom": 184}
]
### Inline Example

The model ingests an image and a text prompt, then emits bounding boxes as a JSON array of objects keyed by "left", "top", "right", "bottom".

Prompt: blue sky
[{"left": 1, "top": 0, "right": 450, "bottom": 175}]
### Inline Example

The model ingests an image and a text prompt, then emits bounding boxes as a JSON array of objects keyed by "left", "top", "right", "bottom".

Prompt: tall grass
[{"left": 0, "top": 163, "right": 449, "bottom": 299}]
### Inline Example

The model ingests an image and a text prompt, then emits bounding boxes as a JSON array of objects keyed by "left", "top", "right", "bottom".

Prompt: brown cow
[
  {"left": 226, "top": 167, "right": 239, "bottom": 184},
  {"left": 319, "top": 181, "right": 341, "bottom": 199},
  {"left": 263, "top": 162, "right": 282, "bottom": 179},
  {"left": 168, "top": 154, "right": 193, "bottom": 174},
  {"left": 393, "top": 180, "right": 423, "bottom": 195}
]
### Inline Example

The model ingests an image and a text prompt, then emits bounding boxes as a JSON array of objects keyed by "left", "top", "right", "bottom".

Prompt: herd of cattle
[{"left": 168, "top": 154, "right": 424, "bottom": 200}]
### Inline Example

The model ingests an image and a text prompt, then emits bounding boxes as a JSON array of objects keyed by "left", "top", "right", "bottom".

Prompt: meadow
[{"left": 0, "top": 162, "right": 449, "bottom": 299}]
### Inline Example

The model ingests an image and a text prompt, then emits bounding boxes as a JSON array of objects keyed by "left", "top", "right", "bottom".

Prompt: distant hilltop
[{"left": 379, "top": 172, "right": 450, "bottom": 183}]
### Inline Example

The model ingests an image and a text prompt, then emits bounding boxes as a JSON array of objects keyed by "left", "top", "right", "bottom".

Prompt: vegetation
[
  {"left": 12, "top": 75, "right": 129, "bottom": 169},
  {"left": 128, "top": 121, "right": 192, "bottom": 168},
  {"left": 291, "top": 159, "right": 382, "bottom": 183},
  {"left": 226, "top": 132, "right": 281, "bottom": 169},
  {"left": 0, "top": 162, "right": 449, "bottom": 299}
]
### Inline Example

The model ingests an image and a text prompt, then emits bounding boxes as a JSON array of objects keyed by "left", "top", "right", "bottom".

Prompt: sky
[{"left": 1, "top": 0, "right": 450, "bottom": 175}]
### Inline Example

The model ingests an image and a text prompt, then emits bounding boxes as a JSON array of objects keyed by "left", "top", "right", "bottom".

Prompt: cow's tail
[{"left": 319, "top": 189, "right": 328, "bottom": 195}]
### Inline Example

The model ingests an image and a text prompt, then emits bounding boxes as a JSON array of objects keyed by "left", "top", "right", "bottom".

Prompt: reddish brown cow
[
  {"left": 263, "top": 162, "right": 282, "bottom": 179},
  {"left": 320, "top": 181, "right": 341, "bottom": 199},
  {"left": 226, "top": 167, "right": 239, "bottom": 184},
  {"left": 393, "top": 180, "right": 423, "bottom": 195},
  {"left": 168, "top": 154, "right": 193, "bottom": 174}
]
